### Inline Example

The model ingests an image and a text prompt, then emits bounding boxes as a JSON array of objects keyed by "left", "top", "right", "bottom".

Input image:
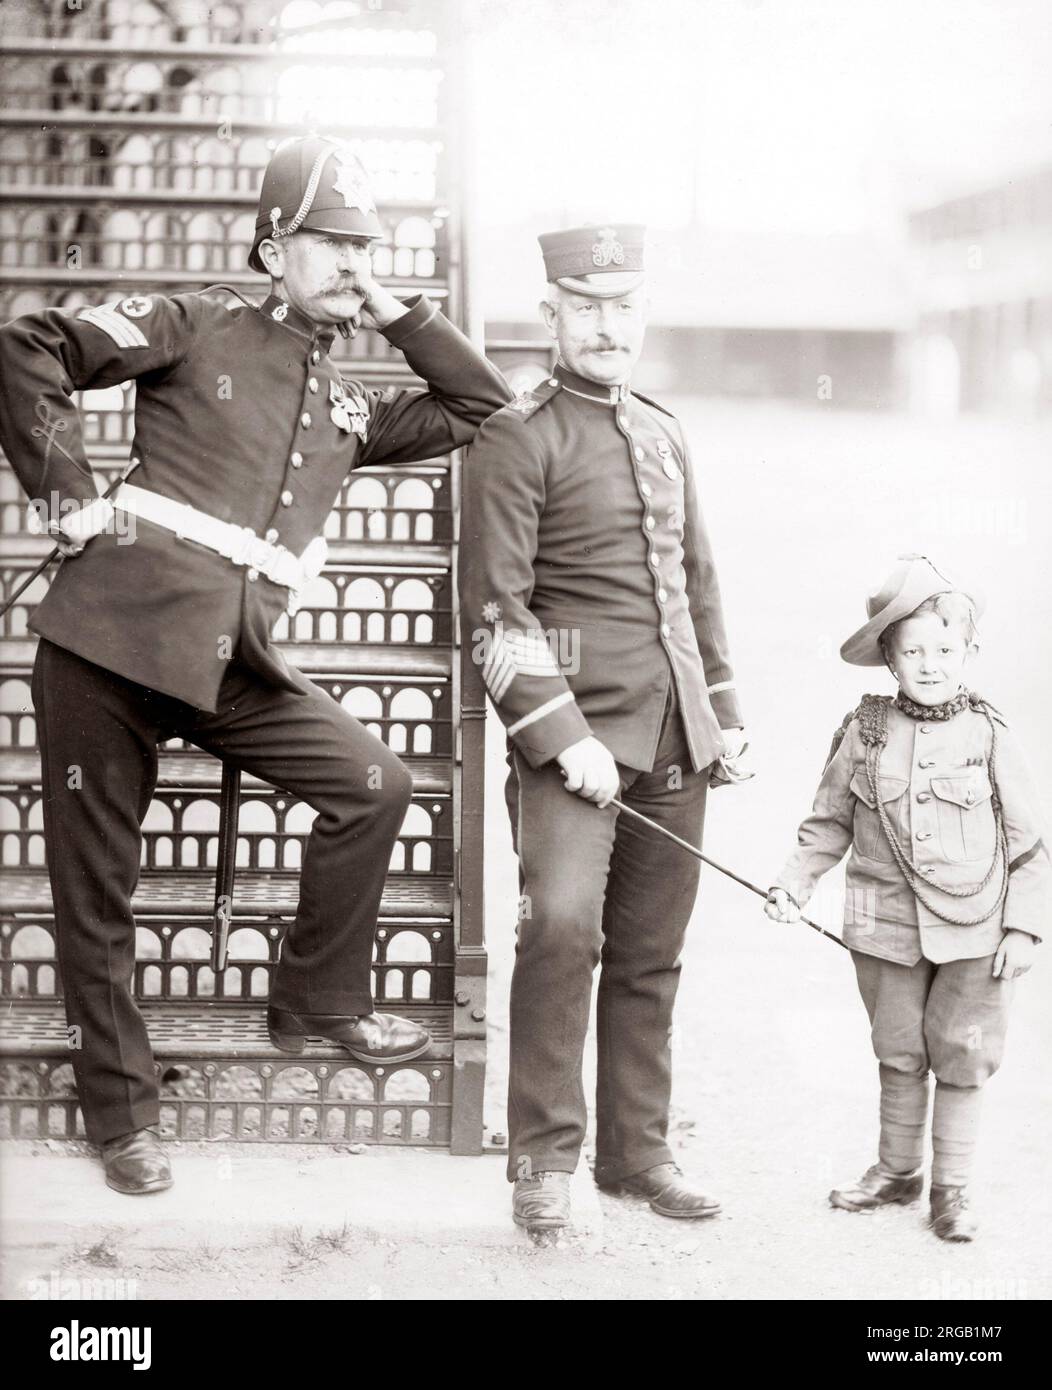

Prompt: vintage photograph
[{"left": 0, "top": 0, "right": 1049, "bottom": 1328}]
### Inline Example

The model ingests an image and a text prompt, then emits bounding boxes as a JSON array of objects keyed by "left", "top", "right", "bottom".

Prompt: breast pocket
[
  {"left": 849, "top": 768, "right": 909, "bottom": 863},
  {"left": 929, "top": 773, "right": 996, "bottom": 863}
]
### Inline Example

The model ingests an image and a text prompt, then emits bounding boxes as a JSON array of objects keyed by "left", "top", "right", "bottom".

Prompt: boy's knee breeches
[{"left": 852, "top": 950, "right": 1013, "bottom": 1090}]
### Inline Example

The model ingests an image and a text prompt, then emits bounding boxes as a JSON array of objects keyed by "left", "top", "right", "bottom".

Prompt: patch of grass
[
  {"left": 75, "top": 1234, "right": 120, "bottom": 1268},
  {"left": 283, "top": 1222, "right": 356, "bottom": 1266}
]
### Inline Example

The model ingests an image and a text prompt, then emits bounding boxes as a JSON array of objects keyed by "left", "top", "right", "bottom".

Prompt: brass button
[
  {"left": 308, "top": 377, "right": 319, "bottom": 393},
  {"left": 246, "top": 568, "right": 259, "bottom": 582},
  {"left": 966, "top": 790, "right": 975, "bottom": 804},
  {"left": 634, "top": 446, "right": 644, "bottom": 461},
  {"left": 919, "top": 758, "right": 935, "bottom": 768},
  {"left": 658, "top": 587, "right": 668, "bottom": 602},
  {"left": 919, "top": 724, "right": 932, "bottom": 734},
  {"left": 548, "top": 377, "right": 558, "bottom": 387},
  {"left": 916, "top": 830, "right": 933, "bottom": 841},
  {"left": 645, "top": 517, "right": 655, "bottom": 530},
  {"left": 660, "top": 622, "right": 671, "bottom": 638},
  {"left": 265, "top": 528, "right": 279, "bottom": 543},
  {"left": 290, "top": 451, "right": 303, "bottom": 468},
  {"left": 301, "top": 412, "right": 312, "bottom": 428},
  {"left": 650, "top": 552, "right": 660, "bottom": 566},
  {"left": 917, "top": 791, "right": 931, "bottom": 803},
  {"left": 641, "top": 482, "right": 652, "bottom": 497},
  {"left": 311, "top": 349, "right": 321, "bottom": 365},
  {"left": 281, "top": 490, "right": 294, "bottom": 506}
]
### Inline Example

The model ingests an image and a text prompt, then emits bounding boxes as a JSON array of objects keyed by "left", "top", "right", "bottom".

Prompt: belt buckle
[
  {"left": 269, "top": 548, "right": 300, "bottom": 591},
  {"left": 244, "top": 534, "right": 274, "bottom": 572}
]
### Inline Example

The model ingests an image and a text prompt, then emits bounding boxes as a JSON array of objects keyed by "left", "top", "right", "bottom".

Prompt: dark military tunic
[
  {"left": 459, "top": 361, "right": 743, "bottom": 771},
  {"left": 0, "top": 291, "right": 510, "bottom": 709},
  {"left": 459, "top": 358, "right": 743, "bottom": 1186}
]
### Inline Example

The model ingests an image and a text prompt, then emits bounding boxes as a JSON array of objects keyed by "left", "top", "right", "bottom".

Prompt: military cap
[
  {"left": 538, "top": 223, "right": 646, "bottom": 297},
  {"left": 249, "top": 135, "right": 384, "bottom": 273}
]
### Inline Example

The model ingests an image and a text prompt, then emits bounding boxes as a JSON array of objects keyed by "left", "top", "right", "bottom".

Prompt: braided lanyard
[{"left": 859, "top": 694, "right": 1009, "bottom": 927}]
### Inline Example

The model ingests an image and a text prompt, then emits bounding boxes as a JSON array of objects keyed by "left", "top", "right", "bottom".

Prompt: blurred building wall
[{"left": 907, "top": 165, "right": 1052, "bottom": 417}]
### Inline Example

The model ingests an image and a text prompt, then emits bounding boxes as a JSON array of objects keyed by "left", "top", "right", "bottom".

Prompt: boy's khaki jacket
[{"left": 775, "top": 699, "right": 1049, "bottom": 964}]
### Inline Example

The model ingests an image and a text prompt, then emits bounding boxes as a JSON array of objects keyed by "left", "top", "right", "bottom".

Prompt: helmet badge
[{"left": 332, "top": 156, "right": 377, "bottom": 216}]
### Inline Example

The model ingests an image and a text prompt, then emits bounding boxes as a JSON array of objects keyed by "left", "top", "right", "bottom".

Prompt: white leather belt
[{"left": 113, "top": 483, "right": 328, "bottom": 616}]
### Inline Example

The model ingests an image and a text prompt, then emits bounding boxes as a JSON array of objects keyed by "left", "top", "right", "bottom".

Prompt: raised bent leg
[{"left": 189, "top": 662, "right": 413, "bottom": 1017}]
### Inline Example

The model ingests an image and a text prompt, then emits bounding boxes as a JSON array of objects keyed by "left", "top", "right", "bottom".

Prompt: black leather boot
[
  {"left": 101, "top": 1127, "right": 173, "bottom": 1195},
  {"left": 930, "top": 1184, "right": 978, "bottom": 1242},
  {"left": 600, "top": 1162, "right": 721, "bottom": 1219},
  {"left": 512, "top": 1171, "right": 572, "bottom": 1231},
  {"left": 829, "top": 1163, "right": 923, "bottom": 1212},
  {"left": 267, "top": 1006, "right": 431, "bottom": 1063}
]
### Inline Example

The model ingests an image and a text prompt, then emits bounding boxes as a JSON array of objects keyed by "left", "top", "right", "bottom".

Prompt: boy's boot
[
  {"left": 830, "top": 1066, "right": 928, "bottom": 1211},
  {"left": 930, "top": 1082, "right": 981, "bottom": 1242}
]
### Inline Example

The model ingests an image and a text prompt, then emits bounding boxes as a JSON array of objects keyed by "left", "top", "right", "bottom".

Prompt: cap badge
[
  {"left": 271, "top": 303, "right": 288, "bottom": 322},
  {"left": 592, "top": 227, "right": 625, "bottom": 268},
  {"left": 332, "top": 156, "right": 377, "bottom": 216}
]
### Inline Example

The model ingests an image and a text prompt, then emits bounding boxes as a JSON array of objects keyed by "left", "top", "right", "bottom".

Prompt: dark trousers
[
  {"left": 31, "top": 639, "right": 413, "bottom": 1144},
  {"left": 505, "top": 690, "right": 710, "bottom": 1184}
]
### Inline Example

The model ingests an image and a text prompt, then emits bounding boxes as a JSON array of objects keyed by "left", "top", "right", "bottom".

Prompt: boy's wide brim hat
[{"left": 840, "top": 554, "right": 985, "bottom": 667}]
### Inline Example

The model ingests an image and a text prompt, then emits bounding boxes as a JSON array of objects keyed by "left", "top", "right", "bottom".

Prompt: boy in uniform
[{"left": 766, "top": 555, "right": 1048, "bottom": 1241}]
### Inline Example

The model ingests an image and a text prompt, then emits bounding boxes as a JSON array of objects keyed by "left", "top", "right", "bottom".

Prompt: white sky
[{"left": 467, "top": 0, "right": 1052, "bottom": 237}]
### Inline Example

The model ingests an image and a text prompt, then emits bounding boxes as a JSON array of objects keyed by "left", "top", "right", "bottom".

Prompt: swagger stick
[
  {"left": 211, "top": 762, "right": 242, "bottom": 972},
  {"left": 609, "top": 796, "right": 849, "bottom": 951}
]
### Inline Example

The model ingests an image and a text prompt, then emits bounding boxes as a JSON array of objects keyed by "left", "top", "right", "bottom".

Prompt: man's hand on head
[{"left": 556, "top": 736, "right": 620, "bottom": 808}]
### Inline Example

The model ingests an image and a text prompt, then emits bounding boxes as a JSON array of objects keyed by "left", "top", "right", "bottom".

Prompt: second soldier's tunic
[{"left": 459, "top": 361, "right": 742, "bottom": 1184}]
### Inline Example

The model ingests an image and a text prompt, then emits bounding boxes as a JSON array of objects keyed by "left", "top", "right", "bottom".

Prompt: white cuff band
[{"left": 507, "top": 691, "right": 576, "bottom": 737}]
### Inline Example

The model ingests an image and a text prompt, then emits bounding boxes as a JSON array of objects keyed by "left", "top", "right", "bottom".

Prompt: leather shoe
[
  {"left": 267, "top": 1006, "right": 431, "bottom": 1063},
  {"left": 830, "top": 1163, "right": 923, "bottom": 1212},
  {"left": 930, "top": 1184, "right": 978, "bottom": 1242},
  {"left": 512, "top": 1171, "right": 571, "bottom": 1231},
  {"left": 600, "top": 1163, "right": 721, "bottom": 1219},
  {"left": 101, "top": 1128, "right": 173, "bottom": 1195}
]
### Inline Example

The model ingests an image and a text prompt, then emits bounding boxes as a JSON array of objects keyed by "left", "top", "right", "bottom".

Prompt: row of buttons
[{"left": 249, "top": 346, "right": 324, "bottom": 580}]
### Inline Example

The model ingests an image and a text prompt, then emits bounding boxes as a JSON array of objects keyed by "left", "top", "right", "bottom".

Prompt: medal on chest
[
  {"left": 329, "top": 379, "right": 369, "bottom": 440},
  {"left": 656, "top": 439, "right": 679, "bottom": 480}
]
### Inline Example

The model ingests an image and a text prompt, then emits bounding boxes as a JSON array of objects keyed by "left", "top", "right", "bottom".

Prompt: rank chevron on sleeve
[{"left": 76, "top": 302, "right": 150, "bottom": 350}]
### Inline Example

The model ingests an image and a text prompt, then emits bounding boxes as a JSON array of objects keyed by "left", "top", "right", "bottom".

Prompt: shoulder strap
[
  {"left": 825, "top": 694, "right": 890, "bottom": 768},
  {"left": 196, "top": 283, "right": 260, "bottom": 310},
  {"left": 503, "top": 376, "right": 560, "bottom": 421}
]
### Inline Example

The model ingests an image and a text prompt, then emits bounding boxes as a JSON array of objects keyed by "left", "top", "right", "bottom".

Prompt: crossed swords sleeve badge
[{"left": 330, "top": 378, "right": 369, "bottom": 439}]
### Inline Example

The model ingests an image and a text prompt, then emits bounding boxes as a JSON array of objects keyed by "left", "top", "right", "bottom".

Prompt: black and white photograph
[{"left": 0, "top": 0, "right": 1049, "bottom": 1337}]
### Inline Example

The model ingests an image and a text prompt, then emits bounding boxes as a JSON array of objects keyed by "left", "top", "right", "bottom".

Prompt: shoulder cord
[{"left": 861, "top": 695, "right": 1009, "bottom": 926}]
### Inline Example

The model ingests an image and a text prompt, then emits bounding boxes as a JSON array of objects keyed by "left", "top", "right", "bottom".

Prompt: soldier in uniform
[
  {"left": 459, "top": 225, "right": 749, "bottom": 1232},
  {"left": 0, "top": 135, "right": 510, "bottom": 1193}
]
